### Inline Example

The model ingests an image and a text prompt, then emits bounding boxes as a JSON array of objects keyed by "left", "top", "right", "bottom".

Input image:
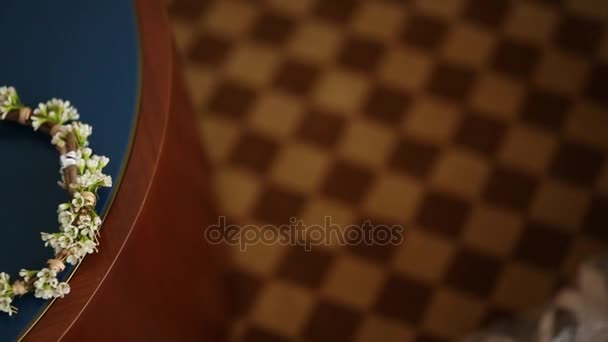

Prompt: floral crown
[{"left": 0, "top": 86, "right": 111, "bottom": 315}]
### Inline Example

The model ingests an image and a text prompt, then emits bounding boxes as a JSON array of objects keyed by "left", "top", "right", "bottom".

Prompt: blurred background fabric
[{"left": 168, "top": 0, "right": 608, "bottom": 340}]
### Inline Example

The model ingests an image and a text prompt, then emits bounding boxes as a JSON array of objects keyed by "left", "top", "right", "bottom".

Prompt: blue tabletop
[{"left": 0, "top": 1, "right": 140, "bottom": 339}]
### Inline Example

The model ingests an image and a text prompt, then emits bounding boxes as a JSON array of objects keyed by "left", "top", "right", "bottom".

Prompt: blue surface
[{"left": 0, "top": 1, "right": 140, "bottom": 339}]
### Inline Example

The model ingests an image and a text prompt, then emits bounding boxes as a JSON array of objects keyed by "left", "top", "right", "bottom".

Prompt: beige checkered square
[
  {"left": 213, "top": 166, "right": 262, "bottom": 218},
  {"left": 441, "top": 23, "right": 495, "bottom": 67},
  {"left": 198, "top": 116, "right": 241, "bottom": 164},
  {"left": 504, "top": 1, "right": 558, "bottom": 43},
  {"left": 470, "top": 72, "right": 525, "bottom": 120},
  {"left": 338, "top": 119, "right": 397, "bottom": 167},
  {"left": 403, "top": 97, "right": 462, "bottom": 144},
  {"left": 463, "top": 205, "right": 525, "bottom": 257},
  {"left": 287, "top": 20, "right": 342, "bottom": 63},
  {"left": 350, "top": 2, "right": 405, "bottom": 40},
  {"left": 184, "top": 66, "right": 218, "bottom": 110},
  {"left": 363, "top": 173, "right": 423, "bottom": 223},
  {"left": 299, "top": 198, "right": 356, "bottom": 250},
  {"left": 379, "top": 47, "right": 433, "bottom": 92},
  {"left": 491, "top": 262, "right": 556, "bottom": 311},
  {"left": 534, "top": 50, "right": 589, "bottom": 95},
  {"left": 530, "top": 180, "right": 590, "bottom": 231},
  {"left": 422, "top": 288, "right": 486, "bottom": 339},
  {"left": 355, "top": 315, "right": 415, "bottom": 342},
  {"left": 430, "top": 148, "right": 490, "bottom": 198},
  {"left": 321, "top": 254, "right": 387, "bottom": 310},
  {"left": 200, "top": 0, "right": 257, "bottom": 37},
  {"left": 313, "top": 69, "right": 370, "bottom": 114},
  {"left": 270, "top": 143, "right": 331, "bottom": 193},
  {"left": 224, "top": 43, "right": 281, "bottom": 87},
  {"left": 172, "top": 21, "right": 197, "bottom": 54},
  {"left": 250, "top": 281, "right": 316, "bottom": 337},
  {"left": 299, "top": 198, "right": 356, "bottom": 229},
  {"left": 233, "top": 242, "right": 288, "bottom": 277},
  {"left": 498, "top": 124, "right": 558, "bottom": 174},
  {"left": 248, "top": 92, "right": 305, "bottom": 140}
]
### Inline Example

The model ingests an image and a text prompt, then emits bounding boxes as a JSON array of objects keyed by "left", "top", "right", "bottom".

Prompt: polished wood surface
[{"left": 25, "top": 0, "right": 227, "bottom": 340}]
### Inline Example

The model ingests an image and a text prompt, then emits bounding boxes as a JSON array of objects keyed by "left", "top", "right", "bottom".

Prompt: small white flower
[
  {"left": 76, "top": 170, "right": 112, "bottom": 191},
  {"left": 58, "top": 210, "right": 76, "bottom": 228},
  {"left": 99, "top": 156, "right": 109, "bottom": 169},
  {"left": 71, "top": 192, "right": 85, "bottom": 210},
  {"left": 72, "top": 123, "right": 92, "bottom": 146},
  {"left": 57, "top": 282, "right": 70, "bottom": 296},
  {"left": 66, "top": 255, "right": 79, "bottom": 265},
  {"left": 0, "top": 86, "right": 22, "bottom": 120},
  {"left": 63, "top": 226, "right": 79, "bottom": 240},
  {"left": 57, "top": 203, "right": 71, "bottom": 213},
  {"left": 86, "top": 158, "right": 99, "bottom": 171},
  {"left": 32, "top": 268, "right": 68, "bottom": 300},
  {"left": 79, "top": 214, "right": 92, "bottom": 226},
  {"left": 32, "top": 98, "right": 79, "bottom": 128},
  {"left": 82, "top": 147, "right": 93, "bottom": 159},
  {"left": 0, "top": 297, "right": 15, "bottom": 316}
]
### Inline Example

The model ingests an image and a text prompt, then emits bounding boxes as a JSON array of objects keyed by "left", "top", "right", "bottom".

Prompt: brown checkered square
[
  {"left": 208, "top": 80, "right": 257, "bottom": 119},
  {"left": 250, "top": 10, "right": 296, "bottom": 46},
  {"left": 550, "top": 141, "right": 606, "bottom": 187},
  {"left": 252, "top": 185, "right": 306, "bottom": 225},
  {"left": 189, "top": 32, "right": 232, "bottom": 67},
  {"left": 416, "top": 191, "right": 472, "bottom": 237},
  {"left": 304, "top": 300, "right": 362, "bottom": 341},
  {"left": 491, "top": 38, "right": 541, "bottom": 80},
  {"left": 313, "top": 0, "right": 359, "bottom": 24},
  {"left": 444, "top": 248, "right": 503, "bottom": 298},
  {"left": 273, "top": 59, "right": 321, "bottom": 96},
  {"left": 582, "top": 194, "right": 608, "bottom": 241},
  {"left": 169, "top": 0, "right": 608, "bottom": 339},
  {"left": 296, "top": 108, "right": 347, "bottom": 148},
  {"left": 520, "top": 87, "right": 572, "bottom": 131},
  {"left": 553, "top": 13, "right": 605, "bottom": 56},
  {"left": 513, "top": 221, "right": 573, "bottom": 270},
  {"left": 338, "top": 35, "right": 386, "bottom": 73},
  {"left": 401, "top": 13, "right": 449, "bottom": 51},
  {"left": 229, "top": 131, "right": 279, "bottom": 175},
  {"left": 483, "top": 165, "right": 539, "bottom": 211},
  {"left": 454, "top": 112, "right": 508, "bottom": 157},
  {"left": 389, "top": 135, "right": 440, "bottom": 180},
  {"left": 277, "top": 245, "right": 333, "bottom": 289},
  {"left": 464, "top": 0, "right": 511, "bottom": 29},
  {"left": 321, "top": 160, "right": 375, "bottom": 206},
  {"left": 427, "top": 62, "right": 478, "bottom": 101},
  {"left": 585, "top": 63, "right": 608, "bottom": 107},
  {"left": 373, "top": 274, "right": 434, "bottom": 324},
  {"left": 363, "top": 84, "right": 410, "bottom": 125}
]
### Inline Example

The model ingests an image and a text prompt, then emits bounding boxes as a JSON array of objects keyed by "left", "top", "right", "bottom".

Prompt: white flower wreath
[{"left": 0, "top": 86, "right": 111, "bottom": 315}]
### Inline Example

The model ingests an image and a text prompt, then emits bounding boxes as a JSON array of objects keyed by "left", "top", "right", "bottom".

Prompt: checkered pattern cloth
[{"left": 168, "top": 0, "right": 608, "bottom": 340}]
